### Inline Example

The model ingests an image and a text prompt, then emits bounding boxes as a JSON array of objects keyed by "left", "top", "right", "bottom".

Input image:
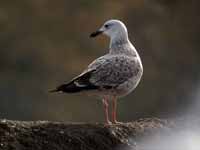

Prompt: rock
[{"left": 0, "top": 118, "right": 174, "bottom": 150}]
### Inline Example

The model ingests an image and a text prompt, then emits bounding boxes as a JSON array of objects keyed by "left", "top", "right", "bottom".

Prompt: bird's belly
[
  {"left": 95, "top": 75, "right": 142, "bottom": 98},
  {"left": 115, "top": 77, "right": 140, "bottom": 97}
]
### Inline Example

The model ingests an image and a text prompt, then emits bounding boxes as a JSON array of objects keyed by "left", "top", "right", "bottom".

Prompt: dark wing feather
[{"left": 49, "top": 70, "right": 99, "bottom": 93}]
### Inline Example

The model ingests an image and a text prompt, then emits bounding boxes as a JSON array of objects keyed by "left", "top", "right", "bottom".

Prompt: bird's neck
[
  {"left": 109, "top": 34, "right": 137, "bottom": 56},
  {"left": 110, "top": 36, "right": 128, "bottom": 48}
]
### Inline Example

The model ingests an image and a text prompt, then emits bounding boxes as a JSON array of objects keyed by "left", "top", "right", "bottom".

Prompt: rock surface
[{"left": 0, "top": 118, "right": 174, "bottom": 150}]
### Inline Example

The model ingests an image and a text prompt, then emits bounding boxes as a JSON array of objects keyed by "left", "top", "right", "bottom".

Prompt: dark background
[{"left": 0, "top": 0, "right": 199, "bottom": 122}]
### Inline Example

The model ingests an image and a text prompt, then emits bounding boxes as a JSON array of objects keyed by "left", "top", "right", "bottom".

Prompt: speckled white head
[{"left": 90, "top": 19, "right": 128, "bottom": 41}]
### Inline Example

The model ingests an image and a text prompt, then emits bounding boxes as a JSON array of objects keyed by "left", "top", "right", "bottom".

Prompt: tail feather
[
  {"left": 49, "top": 89, "right": 60, "bottom": 93},
  {"left": 49, "top": 81, "right": 83, "bottom": 93},
  {"left": 49, "top": 70, "right": 99, "bottom": 93}
]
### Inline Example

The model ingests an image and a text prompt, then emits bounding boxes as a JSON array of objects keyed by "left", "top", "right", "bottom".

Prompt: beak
[{"left": 90, "top": 30, "right": 103, "bottom": 38}]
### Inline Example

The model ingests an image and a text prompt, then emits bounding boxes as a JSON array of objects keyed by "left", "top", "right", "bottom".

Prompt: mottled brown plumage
[{"left": 51, "top": 19, "right": 143, "bottom": 124}]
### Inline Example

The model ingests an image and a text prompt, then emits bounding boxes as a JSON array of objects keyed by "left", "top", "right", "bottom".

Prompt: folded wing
[{"left": 50, "top": 55, "right": 139, "bottom": 93}]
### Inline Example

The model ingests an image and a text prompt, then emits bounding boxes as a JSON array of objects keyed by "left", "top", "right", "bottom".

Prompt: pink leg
[
  {"left": 102, "top": 97, "right": 111, "bottom": 125},
  {"left": 112, "top": 96, "right": 118, "bottom": 124}
]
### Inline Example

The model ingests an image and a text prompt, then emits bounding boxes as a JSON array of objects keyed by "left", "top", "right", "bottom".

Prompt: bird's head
[{"left": 90, "top": 19, "right": 128, "bottom": 39}]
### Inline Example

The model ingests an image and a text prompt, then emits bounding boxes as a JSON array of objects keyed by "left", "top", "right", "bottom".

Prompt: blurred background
[{"left": 0, "top": 0, "right": 199, "bottom": 122}]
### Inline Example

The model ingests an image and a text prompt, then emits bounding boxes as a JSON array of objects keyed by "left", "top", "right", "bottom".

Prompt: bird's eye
[{"left": 104, "top": 24, "right": 109, "bottom": 28}]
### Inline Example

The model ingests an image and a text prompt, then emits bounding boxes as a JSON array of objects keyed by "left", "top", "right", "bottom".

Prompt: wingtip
[{"left": 49, "top": 89, "right": 59, "bottom": 93}]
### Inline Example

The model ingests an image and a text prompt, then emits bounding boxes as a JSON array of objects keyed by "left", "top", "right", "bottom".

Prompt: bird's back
[{"left": 88, "top": 54, "right": 141, "bottom": 85}]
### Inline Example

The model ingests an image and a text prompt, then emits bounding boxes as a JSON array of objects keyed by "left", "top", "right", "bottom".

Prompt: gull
[{"left": 50, "top": 19, "right": 143, "bottom": 124}]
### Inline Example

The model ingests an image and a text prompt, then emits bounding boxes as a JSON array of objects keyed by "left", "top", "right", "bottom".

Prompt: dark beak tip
[
  {"left": 90, "top": 33, "right": 96, "bottom": 38},
  {"left": 89, "top": 30, "right": 102, "bottom": 38}
]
